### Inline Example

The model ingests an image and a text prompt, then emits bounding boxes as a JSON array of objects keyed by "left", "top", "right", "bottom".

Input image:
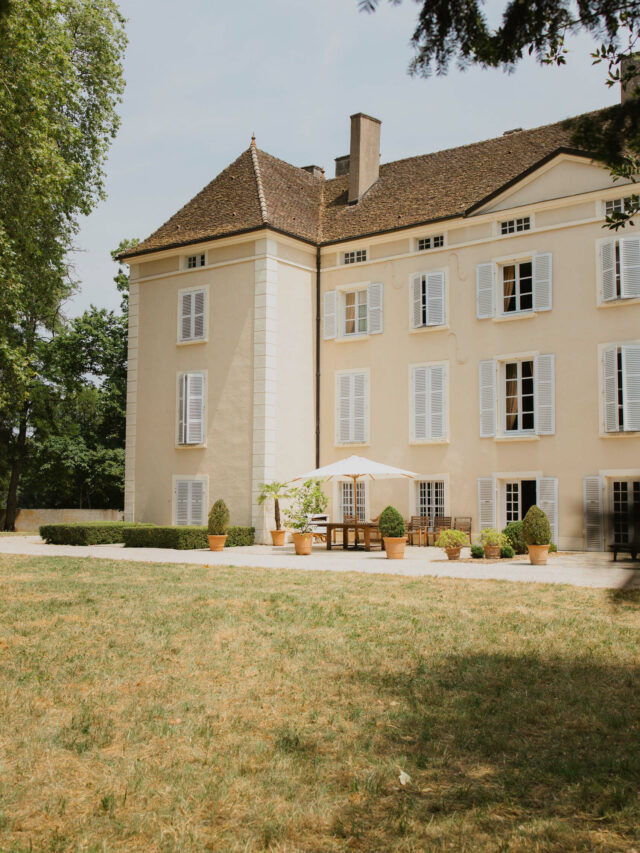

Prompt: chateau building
[{"left": 120, "top": 95, "right": 640, "bottom": 549}]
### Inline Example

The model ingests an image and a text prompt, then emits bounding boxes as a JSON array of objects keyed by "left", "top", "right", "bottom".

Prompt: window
[
  {"left": 480, "top": 476, "right": 558, "bottom": 541},
  {"left": 323, "top": 284, "right": 383, "bottom": 339},
  {"left": 605, "top": 197, "right": 634, "bottom": 216},
  {"left": 174, "top": 478, "right": 205, "bottom": 525},
  {"left": 600, "top": 237, "right": 640, "bottom": 301},
  {"left": 340, "top": 481, "right": 366, "bottom": 521},
  {"left": 504, "top": 480, "right": 537, "bottom": 523},
  {"left": 417, "top": 480, "right": 444, "bottom": 519},
  {"left": 611, "top": 479, "right": 640, "bottom": 544},
  {"left": 343, "top": 249, "right": 367, "bottom": 265},
  {"left": 478, "top": 354, "right": 555, "bottom": 438},
  {"left": 178, "top": 372, "right": 205, "bottom": 445},
  {"left": 336, "top": 371, "right": 368, "bottom": 444},
  {"left": 501, "top": 261, "right": 533, "bottom": 313},
  {"left": 504, "top": 360, "right": 535, "bottom": 433},
  {"left": 500, "top": 217, "right": 530, "bottom": 235},
  {"left": 186, "top": 253, "right": 205, "bottom": 269},
  {"left": 417, "top": 235, "right": 444, "bottom": 251},
  {"left": 411, "top": 363, "right": 447, "bottom": 441},
  {"left": 411, "top": 272, "right": 445, "bottom": 328},
  {"left": 344, "top": 289, "right": 368, "bottom": 336},
  {"left": 179, "top": 288, "right": 206, "bottom": 342},
  {"left": 603, "top": 344, "right": 640, "bottom": 432}
]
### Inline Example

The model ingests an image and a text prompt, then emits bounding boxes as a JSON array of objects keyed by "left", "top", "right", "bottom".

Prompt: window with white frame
[
  {"left": 178, "top": 372, "right": 205, "bottom": 445},
  {"left": 480, "top": 476, "right": 558, "bottom": 542},
  {"left": 417, "top": 480, "right": 444, "bottom": 519},
  {"left": 343, "top": 289, "right": 368, "bottom": 336},
  {"left": 179, "top": 288, "right": 207, "bottom": 342},
  {"left": 500, "top": 216, "right": 530, "bottom": 235},
  {"left": 174, "top": 478, "right": 206, "bottom": 525},
  {"left": 501, "top": 261, "right": 533, "bottom": 314},
  {"left": 611, "top": 479, "right": 640, "bottom": 544},
  {"left": 340, "top": 480, "right": 366, "bottom": 521},
  {"left": 605, "top": 197, "right": 634, "bottom": 216},
  {"left": 504, "top": 480, "right": 537, "bottom": 523},
  {"left": 476, "top": 254, "right": 551, "bottom": 319},
  {"left": 504, "top": 360, "right": 535, "bottom": 433},
  {"left": 417, "top": 235, "right": 444, "bottom": 252},
  {"left": 336, "top": 371, "right": 368, "bottom": 444},
  {"left": 479, "top": 354, "right": 555, "bottom": 438},
  {"left": 600, "top": 237, "right": 640, "bottom": 302},
  {"left": 411, "top": 272, "right": 446, "bottom": 328},
  {"left": 186, "top": 253, "right": 206, "bottom": 269},
  {"left": 343, "top": 249, "right": 367, "bottom": 265},
  {"left": 411, "top": 363, "right": 447, "bottom": 441},
  {"left": 323, "top": 284, "right": 383, "bottom": 339},
  {"left": 602, "top": 344, "right": 640, "bottom": 432}
]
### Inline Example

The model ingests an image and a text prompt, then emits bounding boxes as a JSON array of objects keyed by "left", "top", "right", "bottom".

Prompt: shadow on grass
[{"left": 335, "top": 653, "right": 640, "bottom": 846}]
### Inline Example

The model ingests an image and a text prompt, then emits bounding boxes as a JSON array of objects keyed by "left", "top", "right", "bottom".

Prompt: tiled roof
[{"left": 121, "top": 114, "right": 585, "bottom": 259}]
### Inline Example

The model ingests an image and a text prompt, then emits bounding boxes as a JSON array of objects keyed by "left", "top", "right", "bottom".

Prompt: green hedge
[
  {"left": 122, "top": 525, "right": 255, "bottom": 550},
  {"left": 39, "top": 522, "right": 151, "bottom": 546}
]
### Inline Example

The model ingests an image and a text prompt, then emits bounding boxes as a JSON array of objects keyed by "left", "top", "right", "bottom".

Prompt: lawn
[{"left": 0, "top": 555, "right": 638, "bottom": 852}]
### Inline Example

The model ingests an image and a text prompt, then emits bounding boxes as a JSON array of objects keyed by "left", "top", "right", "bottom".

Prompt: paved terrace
[{"left": 0, "top": 536, "right": 638, "bottom": 590}]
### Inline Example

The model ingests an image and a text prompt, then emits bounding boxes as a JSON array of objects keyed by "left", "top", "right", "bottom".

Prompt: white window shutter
[
  {"left": 180, "top": 292, "right": 193, "bottom": 341},
  {"left": 537, "top": 477, "right": 558, "bottom": 545},
  {"left": 338, "top": 374, "right": 352, "bottom": 443},
  {"left": 179, "top": 374, "right": 186, "bottom": 444},
  {"left": 478, "top": 478, "right": 496, "bottom": 529},
  {"left": 476, "top": 262, "right": 494, "bottom": 319},
  {"left": 533, "top": 253, "right": 552, "bottom": 312},
  {"left": 411, "top": 274, "right": 423, "bottom": 329},
  {"left": 601, "top": 240, "right": 616, "bottom": 302},
  {"left": 353, "top": 372, "right": 367, "bottom": 442},
  {"left": 323, "top": 290, "right": 337, "bottom": 340},
  {"left": 175, "top": 480, "right": 189, "bottom": 525},
  {"left": 622, "top": 344, "right": 640, "bottom": 430},
  {"left": 603, "top": 346, "right": 619, "bottom": 432},
  {"left": 427, "top": 272, "right": 446, "bottom": 326},
  {"left": 429, "top": 364, "right": 446, "bottom": 439},
  {"left": 190, "top": 480, "right": 205, "bottom": 526},
  {"left": 185, "top": 373, "right": 204, "bottom": 444},
  {"left": 193, "top": 290, "right": 206, "bottom": 339},
  {"left": 367, "top": 282, "right": 383, "bottom": 334},
  {"left": 620, "top": 237, "right": 640, "bottom": 298},
  {"left": 412, "top": 366, "right": 427, "bottom": 440},
  {"left": 534, "top": 354, "right": 555, "bottom": 435},
  {"left": 478, "top": 359, "right": 497, "bottom": 437},
  {"left": 583, "top": 475, "right": 604, "bottom": 551}
]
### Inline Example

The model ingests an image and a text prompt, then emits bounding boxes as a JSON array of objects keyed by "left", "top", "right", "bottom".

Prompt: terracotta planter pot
[
  {"left": 483, "top": 544, "right": 501, "bottom": 560},
  {"left": 527, "top": 544, "right": 550, "bottom": 565},
  {"left": 383, "top": 537, "right": 406, "bottom": 560},
  {"left": 270, "top": 529, "right": 286, "bottom": 546},
  {"left": 292, "top": 532, "right": 313, "bottom": 555},
  {"left": 445, "top": 546, "right": 461, "bottom": 561},
  {"left": 208, "top": 534, "right": 227, "bottom": 552}
]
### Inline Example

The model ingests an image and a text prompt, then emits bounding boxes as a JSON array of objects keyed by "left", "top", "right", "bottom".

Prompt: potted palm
[
  {"left": 208, "top": 499, "right": 229, "bottom": 551},
  {"left": 257, "top": 481, "right": 290, "bottom": 546},
  {"left": 284, "top": 479, "right": 328, "bottom": 556},
  {"left": 479, "top": 527, "right": 505, "bottom": 560},
  {"left": 379, "top": 506, "right": 406, "bottom": 559},
  {"left": 436, "top": 528, "right": 470, "bottom": 560},
  {"left": 523, "top": 505, "right": 552, "bottom": 565}
]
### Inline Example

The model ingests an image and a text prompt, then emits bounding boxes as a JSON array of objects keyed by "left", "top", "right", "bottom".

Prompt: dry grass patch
[{"left": 0, "top": 554, "right": 638, "bottom": 851}]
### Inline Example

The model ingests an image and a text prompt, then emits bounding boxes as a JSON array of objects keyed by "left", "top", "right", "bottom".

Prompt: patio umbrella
[{"left": 292, "top": 455, "right": 417, "bottom": 487}]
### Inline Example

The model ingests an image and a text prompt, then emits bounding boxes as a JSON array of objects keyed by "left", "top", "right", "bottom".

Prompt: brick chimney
[
  {"left": 348, "top": 113, "right": 381, "bottom": 204},
  {"left": 621, "top": 54, "right": 640, "bottom": 102}
]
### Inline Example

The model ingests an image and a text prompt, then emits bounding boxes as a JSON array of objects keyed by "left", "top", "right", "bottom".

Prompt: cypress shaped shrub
[
  {"left": 522, "top": 505, "right": 552, "bottom": 546},
  {"left": 208, "top": 500, "right": 229, "bottom": 536}
]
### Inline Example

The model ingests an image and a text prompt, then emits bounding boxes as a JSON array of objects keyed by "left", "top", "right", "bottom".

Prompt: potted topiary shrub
[
  {"left": 436, "top": 528, "right": 470, "bottom": 560},
  {"left": 479, "top": 527, "right": 505, "bottom": 560},
  {"left": 208, "top": 499, "right": 229, "bottom": 551},
  {"left": 284, "top": 479, "right": 328, "bottom": 556},
  {"left": 257, "top": 481, "right": 290, "bottom": 546},
  {"left": 379, "top": 506, "right": 406, "bottom": 559},
  {"left": 522, "top": 505, "right": 552, "bottom": 565}
]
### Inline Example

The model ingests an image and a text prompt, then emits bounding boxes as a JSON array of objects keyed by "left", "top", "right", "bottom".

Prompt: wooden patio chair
[
  {"left": 431, "top": 516, "right": 452, "bottom": 545},
  {"left": 367, "top": 514, "right": 384, "bottom": 550},
  {"left": 308, "top": 514, "right": 329, "bottom": 543},
  {"left": 407, "top": 515, "right": 430, "bottom": 546},
  {"left": 454, "top": 517, "right": 472, "bottom": 539}
]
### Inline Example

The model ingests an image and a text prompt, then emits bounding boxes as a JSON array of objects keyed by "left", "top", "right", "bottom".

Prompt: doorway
[{"left": 504, "top": 479, "right": 537, "bottom": 525}]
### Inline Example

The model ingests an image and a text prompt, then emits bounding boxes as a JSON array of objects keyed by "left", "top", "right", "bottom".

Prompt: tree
[
  {"left": 360, "top": 0, "right": 640, "bottom": 226},
  {"left": 0, "top": 0, "right": 126, "bottom": 527}
]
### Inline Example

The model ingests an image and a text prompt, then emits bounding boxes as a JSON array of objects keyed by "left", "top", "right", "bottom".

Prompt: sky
[{"left": 69, "top": 0, "right": 620, "bottom": 317}]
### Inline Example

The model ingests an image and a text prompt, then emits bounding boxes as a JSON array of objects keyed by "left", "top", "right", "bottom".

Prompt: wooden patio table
[{"left": 314, "top": 521, "right": 378, "bottom": 551}]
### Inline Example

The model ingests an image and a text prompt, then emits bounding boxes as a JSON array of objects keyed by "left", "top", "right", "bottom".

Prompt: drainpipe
[{"left": 315, "top": 244, "right": 321, "bottom": 467}]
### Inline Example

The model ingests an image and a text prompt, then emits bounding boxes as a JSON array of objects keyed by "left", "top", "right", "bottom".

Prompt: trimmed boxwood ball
[
  {"left": 500, "top": 544, "right": 515, "bottom": 559},
  {"left": 470, "top": 544, "right": 484, "bottom": 559},
  {"left": 503, "top": 521, "right": 527, "bottom": 554},
  {"left": 208, "top": 500, "right": 229, "bottom": 536},
  {"left": 522, "top": 505, "right": 552, "bottom": 546},
  {"left": 378, "top": 506, "right": 405, "bottom": 538}
]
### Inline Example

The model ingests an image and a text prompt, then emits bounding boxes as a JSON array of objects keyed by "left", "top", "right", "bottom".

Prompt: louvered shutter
[
  {"left": 620, "top": 237, "right": 640, "bottom": 298},
  {"left": 412, "top": 366, "right": 427, "bottom": 440},
  {"left": 537, "top": 477, "right": 558, "bottom": 546},
  {"left": 338, "top": 373, "right": 352, "bottom": 443},
  {"left": 411, "top": 274, "right": 423, "bottom": 329},
  {"left": 427, "top": 272, "right": 446, "bottom": 326},
  {"left": 429, "top": 364, "right": 446, "bottom": 439},
  {"left": 476, "top": 263, "right": 494, "bottom": 319},
  {"left": 479, "top": 359, "right": 497, "bottom": 437},
  {"left": 353, "top": 372, "right": 367, "bottom": 442},
  {"left": 323, "top": 291, "right": 337, "bottom": 340},
  {"left": 175, "top": 480, "right": 189, "bottom": 525},
  {"left": 601, "top": 240, "right": 616, "bottom": 302},
  {"left": 533, "top": 253, "right": 552, "bottom": 312},
  {"left": 622, "top": 344, "right": 640, "bottom": 431},
  {"left": 368, "top": 282, "right": 383, "bottom": 334},
  {"left": 180, "top": 292, "right": 193, "bottom": 341},
  {"left": 603, "top": 346, "right": 619, "bottom": 432},
  {"left": 583, "top": 475, "right": 604, "bottom": 551},
  {"left": 178, "top": 374, "right": 186, "bottom": 444},
  {"left": 534, "top": 354, "right": 555, "bottom": 435},
  {"left": 190, "top": 480, "right": 205, "bottom": 525},
  {"left": 185, "top": 373, "right": 204, "bottom": 444},
  {"left": 478, "top": 478, "right": 496, "bottom": 529},
  {"left": 193, "top": 290, "right": 206, "bottom": 339}
]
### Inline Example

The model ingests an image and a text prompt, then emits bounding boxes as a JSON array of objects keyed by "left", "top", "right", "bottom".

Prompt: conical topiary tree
[
  {"left": 522, "top": 505, "right": 551, "bottom": 546},
  {"left": 378, "top": 505, "right": 406, "bottom": 538},
  {"left": 208, "top": 499, "right": 229, "bottom": 536}
]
